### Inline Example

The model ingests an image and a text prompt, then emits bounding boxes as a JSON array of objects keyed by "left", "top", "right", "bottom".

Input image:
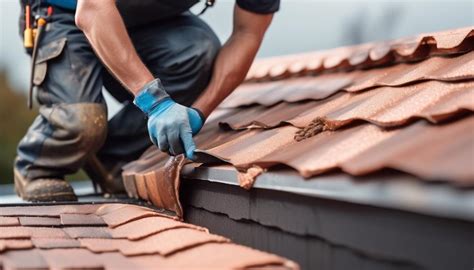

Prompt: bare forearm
[
  {"left": 194, "top": 6, "right": 273, "bottom": 117},
  {"left": 76, "top": 0, "right": 153, "bottom": 94},
  {"left": 193, "top": 33, "right": 261, "bottom": 117}
]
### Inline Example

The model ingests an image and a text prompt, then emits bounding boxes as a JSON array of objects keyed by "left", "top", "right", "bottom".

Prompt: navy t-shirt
[
  {"left": 43, "top": 0, "right": 279, "bottom": 27},
  {"left": 236, "top": 0, "right": 280, "bottom": 14},
  {"left": 45, "top": 0, "right": 280, "bottom": 14}
]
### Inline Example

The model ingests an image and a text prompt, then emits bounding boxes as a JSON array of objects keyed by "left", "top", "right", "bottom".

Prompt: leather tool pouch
[
  {"left": 116, "top": 0, "right": 199, "bottom": 28},
  {"left": 32, "top": 37, "right": 67, "bottom": 87}
]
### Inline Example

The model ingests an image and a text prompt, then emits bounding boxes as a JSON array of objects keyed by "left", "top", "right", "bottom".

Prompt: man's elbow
[
  {"left": 75, "top": 0, "right": 111, "bottom": 31},
  {"left": 75, "top": 15, "right": 87, "bottom": 32},
  {"left": 75, "top": 0, "right": 93, "bottom": 31}
]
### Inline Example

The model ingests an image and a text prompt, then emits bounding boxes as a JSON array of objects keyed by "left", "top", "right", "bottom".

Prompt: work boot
[{"left": 14, "top": 168, "right": 77, "bottom": 202}]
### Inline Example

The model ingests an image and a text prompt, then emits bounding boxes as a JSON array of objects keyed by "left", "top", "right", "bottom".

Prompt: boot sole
[{"left": 14, "top": 170, "right": 77, "bottom": 202}]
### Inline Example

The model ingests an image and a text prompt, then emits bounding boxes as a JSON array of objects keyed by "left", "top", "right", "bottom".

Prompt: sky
[{"left": 0, "top": 0, "right": 472, "bottom": 114}]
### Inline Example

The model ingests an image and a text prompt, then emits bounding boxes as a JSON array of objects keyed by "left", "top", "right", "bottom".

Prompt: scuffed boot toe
[
  {"left": 14, "top": 169, "right": 77, "bottom": 202},
  {"left": 22, "top": 179, "right": 77, "bottom": 202}
]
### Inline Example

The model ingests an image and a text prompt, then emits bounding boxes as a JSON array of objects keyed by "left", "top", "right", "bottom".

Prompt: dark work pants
[{"left": 15, "top": 6, "right": 221, "bottom": 180}]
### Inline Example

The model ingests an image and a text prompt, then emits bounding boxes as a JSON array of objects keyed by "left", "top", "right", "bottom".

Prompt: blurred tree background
[{"left": 0, "top": 70, "right": 36, "bottom": 184}]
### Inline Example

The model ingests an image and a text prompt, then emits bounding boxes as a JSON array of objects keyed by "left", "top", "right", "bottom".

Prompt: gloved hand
[{"left": 134, "top": 79, "right": 205, "bottom": 159}]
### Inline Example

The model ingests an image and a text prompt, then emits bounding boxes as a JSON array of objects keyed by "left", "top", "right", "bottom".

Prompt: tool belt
[{"left": 20, "top": 1, "right": 53, "bottom": 109}]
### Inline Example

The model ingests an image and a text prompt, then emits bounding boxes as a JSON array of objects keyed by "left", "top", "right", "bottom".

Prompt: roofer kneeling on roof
[{"left": 14, "top": 0, "right": 278, "bottom": 202}]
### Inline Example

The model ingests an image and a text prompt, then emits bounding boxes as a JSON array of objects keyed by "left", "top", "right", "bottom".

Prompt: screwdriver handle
[
  {"left": 24, "top": 28, "right": 34, "bottom": 49},
  {"left": 23, "top": 5, "right": 33, "bottom": 49}
]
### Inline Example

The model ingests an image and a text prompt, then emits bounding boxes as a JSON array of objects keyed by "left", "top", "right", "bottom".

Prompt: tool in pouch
[{"left": 24, "top": 1, "right": 53, "bottom": 109}]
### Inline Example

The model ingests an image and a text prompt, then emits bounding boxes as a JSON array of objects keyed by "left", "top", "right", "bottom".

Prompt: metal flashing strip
[{"left": 181, "top": 164, "right": 474, "bottom": 222}]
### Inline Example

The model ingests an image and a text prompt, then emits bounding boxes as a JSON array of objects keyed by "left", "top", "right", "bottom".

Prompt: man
[{"left": 15, "top": 0, "right": 278, "bottom": 201}]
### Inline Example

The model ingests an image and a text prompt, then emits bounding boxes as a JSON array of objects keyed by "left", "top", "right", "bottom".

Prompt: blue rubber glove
[{"left": 134, "top": 79, "right": 204, "bottom": 159}]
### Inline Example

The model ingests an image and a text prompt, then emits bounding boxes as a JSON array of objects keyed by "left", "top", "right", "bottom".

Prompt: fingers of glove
[
  {"left": 168, "top": 130, "right": 184, "bottom": 156},
  {"left": 148, "top": 123, "right": 159, "bottom": 146},
  {"left": 157, "top": 130, "right": 170, "bottom": 154},
  {"left": 179, "top": 125, "right": 196, "bottom": 160},
  {"left": 187, "top": 108, "right": 203, "bottom": 135},
  {"left": 148, "top": 118, "right": 169, "bottom": 153}
]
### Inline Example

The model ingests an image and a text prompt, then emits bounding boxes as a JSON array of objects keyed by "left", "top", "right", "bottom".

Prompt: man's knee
[
  {"left": 160, "top": 30, "right": 221, "bottom": 105},
  {"left": 159, "top": 29, "right": 220, "bottom": 74},
  {"left": 191, "top": 33, "right": 221, "bottom": 71},
  {"left": 44, "top": 103, "right": 107, "bottom": 153}
]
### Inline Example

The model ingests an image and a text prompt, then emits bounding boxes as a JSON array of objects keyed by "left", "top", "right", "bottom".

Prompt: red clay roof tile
[
  {"left": 26, "top": 227, "right": 71, "bottom": 239},
  {"left": 0, "top": 204, "right": 296, "bottom": 269},
  {"left": 143, "top": 155, "right": 186, "bottom": 218},
  {"left": 111, "top": 215, "right": 207, "bottom": 240},
  {"left": 63, "top": 226, "right": 112, "bottom": 239},
  {"left": 134, "top": 174, "right": 149, "bottom": 202},
  {"left": 94, "top": 203, "right": 128, "bottom": 216},
  {"left": 1, "top": 249, "right": 49, "bottom": 270},
  {"left": 81, "top": 228, "right": 229, "bottom": 256},
  {"left": 32, "top": 238, "right": 81, "bottom": 249},
  {"left": 39, "top": 248, "right": 105, "bottom": 270},
  {"left": 0, "top": 217, "right": 19, "bottom": 227},
  {"left": 200, "top": 127, "right": 298, "bottom": 167},
  {"left": 0, "top": 240, "right": 33, "bottom": 253},
  {"left": 100, "top": 204, "right": 171, "bottom": 228},
  {"left": 0, "top": 227, "right": 31, "bottom": 239},
  {"left": 60, "top": 213, "right": 106, "bottom": 226},
  {"left": 18, "top": 217, "right": 61, "bottom": 227},
  {"left": 122, "top": 174, "right": 139, "bottom": 199}
]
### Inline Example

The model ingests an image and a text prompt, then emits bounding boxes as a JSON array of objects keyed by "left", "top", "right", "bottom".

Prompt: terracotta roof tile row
[
  {"left": 218, "top": 80, "right": 473, "bottom": 130},
  {"left": 0, "top": 204, "right": 297, "bottom": 269},
  {"left": 122, "top": 155, "right": 186, "bottom": 219},
  {"left": 126, "top": 114, "right": 473, "bottom": 191},
  {"left": 2, "top": 245, "right": 292, "bottom": 270},
  {"left": 224, "top": 51, "right": 473, "bottom": 108},
  {"left": 205, "top": 118, "right": 474, "bottom": 185},
  {"left": 122, "top": 26, "right": 474, "bottom": 216},
  {"left": 245, "top": 27, "right": 473, "bottom": 81}
]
